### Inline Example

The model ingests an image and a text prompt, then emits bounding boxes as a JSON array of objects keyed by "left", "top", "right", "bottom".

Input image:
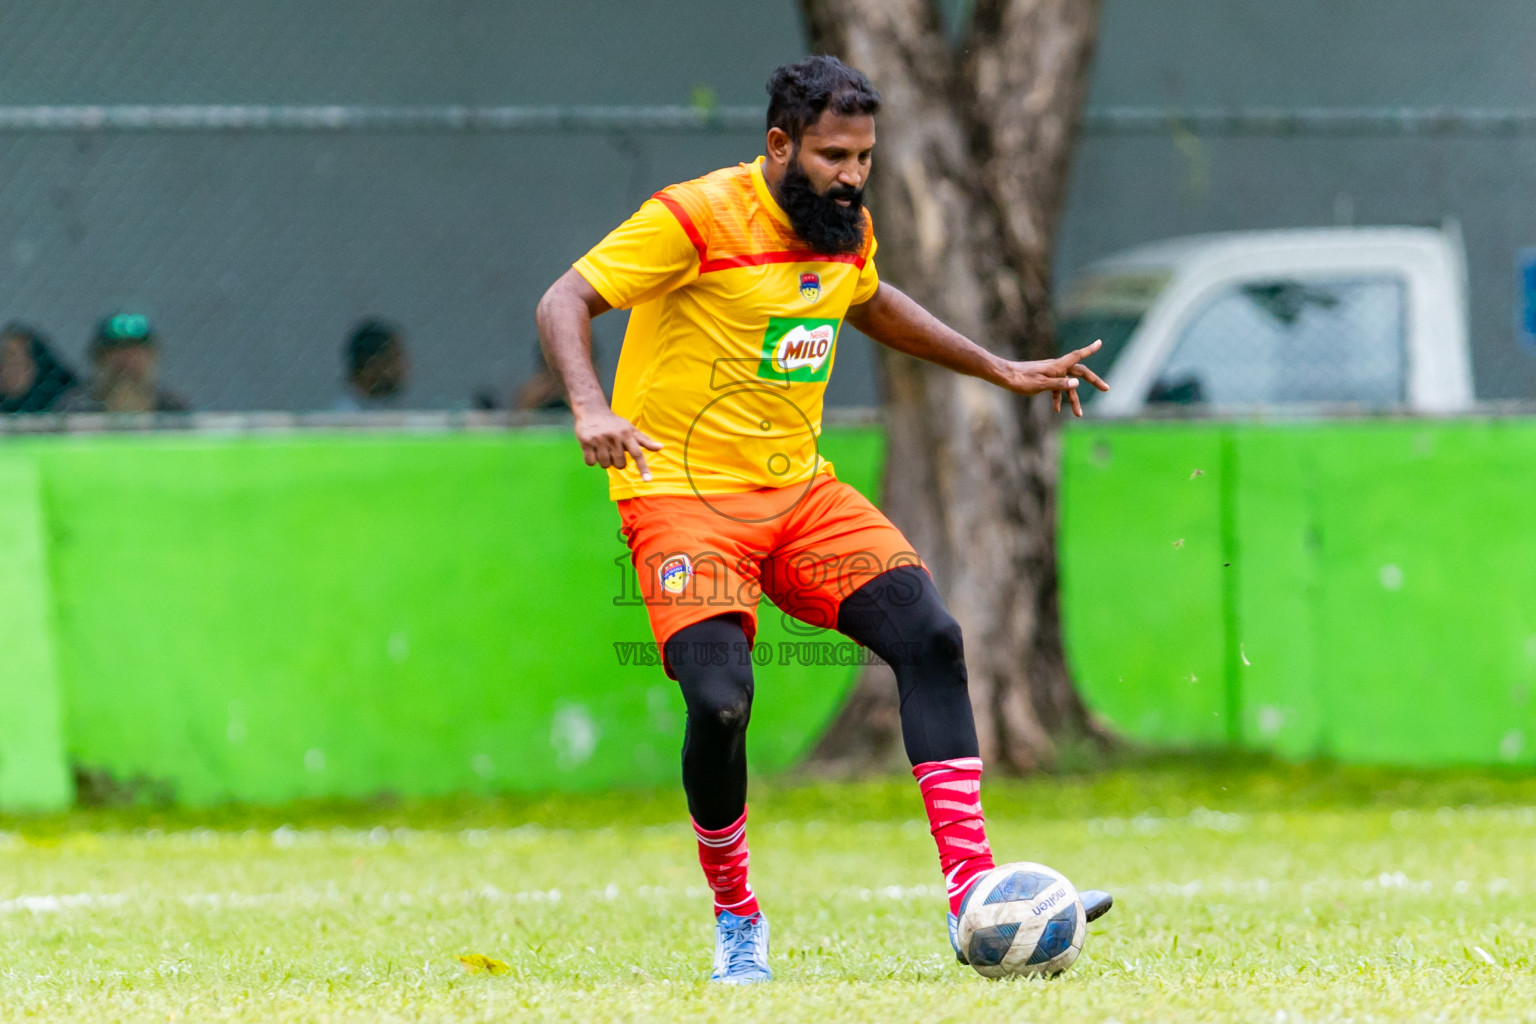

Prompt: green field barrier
[
  {"left": 0, "top": 427, "right": 883, "bottom": 810},
  {"left": 3, "top": 417, "right": 1533, "bottom": 811},
  {"left": 0, "top": 456, "right": 71, "bottom": 810},
  {"left": 1061, "top": 417, "right": 1536, "bottom": 768}
]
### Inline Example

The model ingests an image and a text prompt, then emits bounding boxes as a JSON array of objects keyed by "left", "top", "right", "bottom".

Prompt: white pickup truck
[{"left": 1057, "top": 226, "right": 1475, "bottom": 415}]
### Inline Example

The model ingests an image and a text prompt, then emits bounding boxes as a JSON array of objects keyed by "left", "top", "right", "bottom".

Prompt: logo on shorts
[
  {"left": 758, "top": 317, "right": 838, "bottom": 383},
  {"left": 658, "top": 555, "right": 693, "bottom": 595},
  {"left": 799, "top": 272, "right": 821, "bottom": 303}
]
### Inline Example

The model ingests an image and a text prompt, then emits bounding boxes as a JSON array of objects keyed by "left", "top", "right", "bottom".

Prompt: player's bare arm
[
  {"left": 847, "top": 283, "right": 1109, "bottom": 417},
  {"left": 534, "top": 268, "right": 662, "bottom": 481}
]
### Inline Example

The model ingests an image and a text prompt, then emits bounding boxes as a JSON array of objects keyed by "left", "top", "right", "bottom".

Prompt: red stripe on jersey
[
  {"left": 699, "top": 249, "right": 866, "bottom": 274},
  {"left": 652, "top": 191, "right": 708, "bottom": 262}
]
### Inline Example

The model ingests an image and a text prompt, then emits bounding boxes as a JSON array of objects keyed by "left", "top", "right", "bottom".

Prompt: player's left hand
[{"left": 995, "top": 339, "right": 1109, "bottom": 417}]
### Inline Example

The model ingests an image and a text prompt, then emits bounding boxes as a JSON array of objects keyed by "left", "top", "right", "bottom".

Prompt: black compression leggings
[{"left": 669, "top": 566, "right": 979, "bottom": 830}]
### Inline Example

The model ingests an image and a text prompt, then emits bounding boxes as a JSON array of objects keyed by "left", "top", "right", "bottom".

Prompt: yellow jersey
[{"left": 574, "top": 156, "right": 880, "bottom": 500}]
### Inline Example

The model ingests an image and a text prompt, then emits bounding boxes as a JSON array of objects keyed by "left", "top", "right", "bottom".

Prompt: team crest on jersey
[
  {"left": 799, "top": 272, "right": 821, "bottom": 303},
  {"left": 658, "top": 555, "right": 693, "bottom": 595},
  {"left": 758, "top": 317, "right": 839, "bottom": 383}
]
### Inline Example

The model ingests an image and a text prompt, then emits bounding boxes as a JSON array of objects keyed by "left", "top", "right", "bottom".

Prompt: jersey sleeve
[
  {"left": 850, "top": 226, "right": 880, "bottom": 306},
  {"left": 573, "top": 198, "right": 702, "bottom": 310}
]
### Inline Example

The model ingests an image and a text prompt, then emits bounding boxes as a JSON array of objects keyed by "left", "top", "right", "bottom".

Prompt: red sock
[
  {"left": 913, "top": 757, "right": 996, "bottom": 915},
  {"left": 693, "top": 808, "right": 760, "bottom": 918}
]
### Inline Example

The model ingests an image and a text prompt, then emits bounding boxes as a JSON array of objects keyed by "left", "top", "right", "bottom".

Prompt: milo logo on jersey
[{"left": 758, "top": 317, "right": 839, "bottom": 383}]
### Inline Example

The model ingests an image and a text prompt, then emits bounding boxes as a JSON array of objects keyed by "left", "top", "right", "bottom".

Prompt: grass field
[{"left": 3, "top": 758, "right": 1535, "bottom": 1023}]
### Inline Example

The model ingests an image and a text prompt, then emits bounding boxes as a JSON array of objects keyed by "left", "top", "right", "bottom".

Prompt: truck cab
[{"left": 1058, "top": 227, "right": 1475, "bottom": 416}]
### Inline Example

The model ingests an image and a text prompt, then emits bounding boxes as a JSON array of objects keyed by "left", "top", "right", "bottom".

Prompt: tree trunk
[{"left": 803, "top": 0, "right": 1108, "bottom": 772}]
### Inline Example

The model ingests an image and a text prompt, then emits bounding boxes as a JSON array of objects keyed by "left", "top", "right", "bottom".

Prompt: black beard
[{"left": 773, "top": 155, "right": 866, "bottom": 255}]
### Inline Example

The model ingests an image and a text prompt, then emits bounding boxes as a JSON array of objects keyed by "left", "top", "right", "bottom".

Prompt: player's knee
[
  {"left": 699, "top": 693, "right": 752, "bottom": 734},
  {"left": 709, "top": 695, "right": 752, "bottom": 732},
  {"left": 689, "top": 668, "right": 755, "bottom": 734},
  {"left": 914, "top": 609, "right": 966, "bottom": 677}
]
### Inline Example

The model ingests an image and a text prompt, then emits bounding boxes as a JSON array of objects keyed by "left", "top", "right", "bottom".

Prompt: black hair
[
  {"left": 1, "top": 321, "right": 45, "bottom": 347},
  {"left": 766, "top": 55, "right": 880, "bottom": 143},
  {"left": 345, "top": 318, "right": 402, "bottom": 376},
  {"left": 1, "top": 322, "right": 80, "bottom": 413}
]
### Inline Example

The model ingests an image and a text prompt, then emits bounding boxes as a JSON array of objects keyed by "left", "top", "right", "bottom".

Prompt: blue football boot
[
  {"left": 1082, "top": 889, "right": 1114, "bottom": 922},
  {"left": 948, "top": 889, "right": 1114, "bottom": 964},
  {"left": 711, "top": 910, "right": 772, "bottom": 984},
  {"left": 948, "top": 909, "right": 967, "bottom": 964}
]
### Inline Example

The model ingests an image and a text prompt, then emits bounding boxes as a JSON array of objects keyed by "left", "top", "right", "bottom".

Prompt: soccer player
[{"left": 536, "top": 56, "right": 1111, "bottom": 983}]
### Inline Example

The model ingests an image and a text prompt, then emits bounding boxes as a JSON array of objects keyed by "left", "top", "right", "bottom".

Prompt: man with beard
[{"left": 535, "top": 56, "right": 1110, "bottom": 984}]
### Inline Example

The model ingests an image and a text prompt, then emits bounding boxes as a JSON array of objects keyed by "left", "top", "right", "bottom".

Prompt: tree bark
[{"left": 802, "top": 0, "right": 1107, "bottom": 772}]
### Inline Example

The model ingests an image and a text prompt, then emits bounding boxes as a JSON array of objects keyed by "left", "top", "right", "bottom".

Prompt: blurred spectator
[
  {"left": 0, "top": 323, "right": 80, "bottom": 413},
  {"left": 68, "top": 314, "right": 190, "bottom": 413},
  {"left": 513, "top": 347, "right": 571, "bottom": 412},
  {"left": 335, "top": 319, "right": 409, "bottom": 411}
]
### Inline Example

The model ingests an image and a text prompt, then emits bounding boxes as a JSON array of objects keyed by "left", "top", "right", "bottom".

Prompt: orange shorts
[{"left": 617, "top": 473, "right": 923, "bottom": 666}]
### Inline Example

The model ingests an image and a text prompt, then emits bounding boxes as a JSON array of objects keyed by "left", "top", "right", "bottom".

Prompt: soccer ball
[{"left": 955, "top": 862, "right": 1086, "bottom": 978}]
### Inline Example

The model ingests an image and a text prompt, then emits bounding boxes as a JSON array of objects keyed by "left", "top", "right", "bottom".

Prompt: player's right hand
[{"left": 573, "top": 406, "right": 664, "bottom": 482}]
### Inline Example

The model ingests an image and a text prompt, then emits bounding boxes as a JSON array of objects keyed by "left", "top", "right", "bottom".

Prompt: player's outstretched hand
[
  {"left": 574, "top": 406, "right": 664, "bottom": 482},
  {"left": 995, "top": 339, "right": 1110, "bottom": 417}
]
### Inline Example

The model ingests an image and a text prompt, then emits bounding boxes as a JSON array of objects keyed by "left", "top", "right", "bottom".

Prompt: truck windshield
[{"left": 1056, "top": 271, "right": 1171, "bottom": 389}]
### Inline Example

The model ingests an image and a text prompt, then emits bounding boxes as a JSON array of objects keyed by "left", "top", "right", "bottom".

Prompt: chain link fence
[
  {"left": 1146, "top": 276, "right": 1408, "bottom": 409},
  {"left": 0, "top": 116, "right": 782, "bottom": 416},
  {"left": 0, "top": 1, "right": 816, "bottom": 419},
  {"left": 4, "top": 2, "right": 1536, "bottom": 419},
  {"left": 1062, "top": 117, "right": 1536, "bottom": 403}
]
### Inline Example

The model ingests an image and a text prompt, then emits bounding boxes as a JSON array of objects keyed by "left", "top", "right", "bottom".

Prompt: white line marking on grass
[
  {"left": 1121, "top": 874, "right": 1523, "bottom": 901},
  {"left": 1390, "top": 806, "right": 1536, "bottom": 830},
  {"left": 1087, "top": 808, "right": 1246, "bottom": 836},
  {"left": 0, "top": 893, "right": 128, "bottom": 913}
]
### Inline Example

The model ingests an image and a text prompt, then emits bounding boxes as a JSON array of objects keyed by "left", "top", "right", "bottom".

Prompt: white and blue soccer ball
[{"left": 956, "top": 862, "right": 1086, "bottom": 978}]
